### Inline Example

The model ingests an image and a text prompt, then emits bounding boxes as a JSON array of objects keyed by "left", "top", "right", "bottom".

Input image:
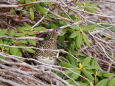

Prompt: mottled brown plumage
[{"left": 34, "top": 29, "right": 58, "bottom": 65}]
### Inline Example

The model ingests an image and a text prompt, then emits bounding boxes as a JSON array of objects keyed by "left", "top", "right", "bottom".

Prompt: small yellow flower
[
  {"left": 90, "top": 82, "right": 93, "bottom": 86},
  {"left": 1, "top": 47, "right": 5, "bottom": 53},
  {"left": 77, "top": 63, "right": 83, "bottom": 71}
]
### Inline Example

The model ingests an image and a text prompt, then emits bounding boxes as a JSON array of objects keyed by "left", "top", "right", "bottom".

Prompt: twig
[
  {"left": 0, "top": 0, "right": 58, "bottom": 8},
  {"left": 32, "top": 16, "right": 45, "bottom": 28},
  {"left": 105, "top": 0, "right": 115, "bottom": 3},
  {"left": 0, "top": 77, "right": 26, "bottom": 86},
  {"left": 0, "top": 44, "right": 61, "bottom": 52},
  {"left": 0, "top": 36, "right": 44, "bottom": 40}
]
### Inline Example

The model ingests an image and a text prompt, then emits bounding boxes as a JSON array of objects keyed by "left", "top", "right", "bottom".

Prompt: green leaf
[
  {"left": 70, "top": 25, "right": 79, "bottom": 30},
  {"left": 60, "top": 61, "right": 75, "bottom": 68},
  {"left": 7, "top": 30, "right": 16, "bottom": 36},
  {"left": 70, "top": 41, "right": 76, "bottom": 51},
  {"left": 82, "top": 57, "right": 92, "bottom": 66},
  {"left": 25, "top": 0, "right": 32, "bottom": 3},
  {"left": 76, "top": 31, "right": 83, "bottom": 48},
  {"left": 90, "top": 58, "right": 100, "bottom": 69},
  {"left": 14, "top": 33, "right": 25, "bottom": 37},
  {"left": 108, "top": 78, "right": 115, "bottom": 86},
  {"left": 82, "top": 33, "right": 90, "bottom": 47},
  {"left": 84, "top": 7, "right": 96, "bottom": 13},
  {"left": 47, "top": 22, "right": 57, "bottom": 28},
  {"left": 23, "top": 23, "right": 32, "bottom": 29},
  {"left": 35, "top": 4, "right": 47, "bottom": 15},
  {"left": 27, "top": 40, "right": 36, "bottom": 46},
  {"left": 82, "top": 69, "right": 94, "bottom": 81},
  {"left": 9, "top": 48, "right": 22, "bottom": 56},
  {"left": 31, "top": 0, "right": 36, "bottom": 2},
  {"left": 77, "top": 82, "right": 89, "bottom": 86},
  {"left": 70, "top": 31, "right": 79, "bottom": 38},
  {"left": 34, "top": 26, "right": 46, "bottom": 31},
  {"left": 66, "top": 55, "right": 76, "bottom": 66},
  {"left": 29, "top": 8, "right": 34, "bottom": 20},
  {"left": 0, "top": 29, "right": 7, "bottom": 36},
  {"left": 25, "top": 0, "right": 32, "bottom": 8},
  {"left": 58, "top": 20, "right": 69, "bottom": 25},
  {"left": 82, "top": 24, "right": 96, "bottom": 32},
  {"left": 18, "top": 40, "right": 27, "bottom": 44},
  {"left": 70, "top": 69, "right": 81, "bottom": 80},
  {"left": 19, "top": 0, "right": 25, "bottom": 3},
  {"left": 28, "top": 32, "right": 35, "bottom": 36},
  {"left": 102, "top": 71, "right": 115, "bottom": 77},
  {"left": 70, "top": 14, "right": 77, "bottom": 20},
  {"left": 75, "top": 2, "right": 84, "bottom": 6},
  {"left": 0, "top": 56, "right": 5, "bottom": 60},
  {"left": 24, "top": 48, "right": 35, "bottom": 53},
  {"left": 65, "top": 69, "right": 80, "bottom": 80},
  {"left": 96, "top": 79, "right": 109, "bottom": 86},
  {"left": 17, "top": 24, "right": 32, "bottom": 32}
]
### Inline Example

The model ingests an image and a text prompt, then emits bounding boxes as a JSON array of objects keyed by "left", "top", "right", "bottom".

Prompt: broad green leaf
[
  {"left": 29, "top": 8, "right": 34, "bottom": 20},
  {"left": 35, "top": 4, "right": 47, "bottom": 15},
  {"left": 25, "top": 0, "right": 32, "bottom": 3},
  {"left": 102, "top": 71, "right": 115, "bottom": 77},
  {"left": 84, "top": 7, "right": 96, "bottom": 13},
  {"left": 27, "top": 40, "right": 36, "bottom": 46},
  {"left": 77, "top": 82, "right": 89, "bottom": 86},
  {"left": 9, "top": 48, "right": 22, "bottom": 56},
  {"left": 75, "top": 52, "right": 86, "bottom": 56},
  {"left": 70, "top": 41, "right": 76, "bottom": 51},
  {"left": 82, "top": 33, "right": 90, "bottom": 47},
  {"left": 64, "top": 69, "right": 80, "bottom": 80},
  {"left": 18, "top": 40, "right": 27, "bottom": 44},
  {"left": 90, "top": 58, "right": 100, "bottom": 69},
  {"left": 66, "top": 55, "right": 76, "bottom": 66},
  {"left": 101, "top": 24, "right": 115, "bottom": 32},
  {"left": 82, "top": 24, "right": 96, "bottom": 32},
  {"left": 34, "top": 26, "right": 46, "bottom": 31},
  {"left": 70, "top": 31, "right": 79, "bottom": 38},
  {"left": 28, "top": 32, "right": 35, "bottom": 36},
  {"left": 17, "top": 24, "right": 31, "bottom": 32},
  {"left": 70, "top": 68, "right": 81, "bottom": 80},
  {"left": 70, "top": 26, "right": 79, "bottom": 30},
  {"left": 108, "top": 78, "right": 115, "bottom": 86},
  {"left": 82, "top": 69, "right": 94, "bottom": 81},
  {"left": 66, "top": 79, "right": 76, "bottom": 85},
  {"left": 19, "top": 0, "right": 25, "bottom": 3},
  {"left": 0, "top": 56, "right": 5, "bottom": 60},
  {"left": 23, "top": 23, "right": 32, "bottom": 29},
  {"left": 96, "top": 71, "right": 103, "bottom": 77},
  {"left": 60, "top": 61, "right": 75, "bottom": 68},
  {"left": 31, "top": 0, "right": 36, "bottom": 2},
  {"left": 14, "top": 33, "right": 25, "bottom": 37},
  {"left": 7, "top": 30, "right": 16, "bottom": 36},
  {"left": 47, "top": 22, "right": 57, "bottom": 28},
  {"left": 82, "top": 57, "right": 92, "bottom": 66},
  {"left": 96, "top": 79, "right": 109, "bottom": 86},
  {"left": 59, "top": 20, "right": 69, "bottom": 25},
  {"left": 0, "top": 40, "right": 3, "bottom": 43},
  {"left": 64, "top": 70, "right": 72, "bottom": 74},
  {"left": 69, "top": 14, "right": 77, "bottom": 20},
  {"left": 76, "top": 31, "right": 83, "bottom": 48},
  {"left": 0, "top": 29, "right": 7, "bottom": 36},
  {"left": 75, "top": 2, "right": 84, "bottom": 6},
  {"left": 24, "top": 48, "right": 35, "bottom": 53}
]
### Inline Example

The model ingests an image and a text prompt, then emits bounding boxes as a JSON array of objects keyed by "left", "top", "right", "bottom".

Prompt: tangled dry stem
[{"left": 0, "top": 0, "right": 115, "bottom": 85}]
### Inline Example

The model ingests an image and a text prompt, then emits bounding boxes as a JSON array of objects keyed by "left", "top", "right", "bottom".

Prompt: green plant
[{"left": 0, "top": 0, "right": 115, "bottom": 85}]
